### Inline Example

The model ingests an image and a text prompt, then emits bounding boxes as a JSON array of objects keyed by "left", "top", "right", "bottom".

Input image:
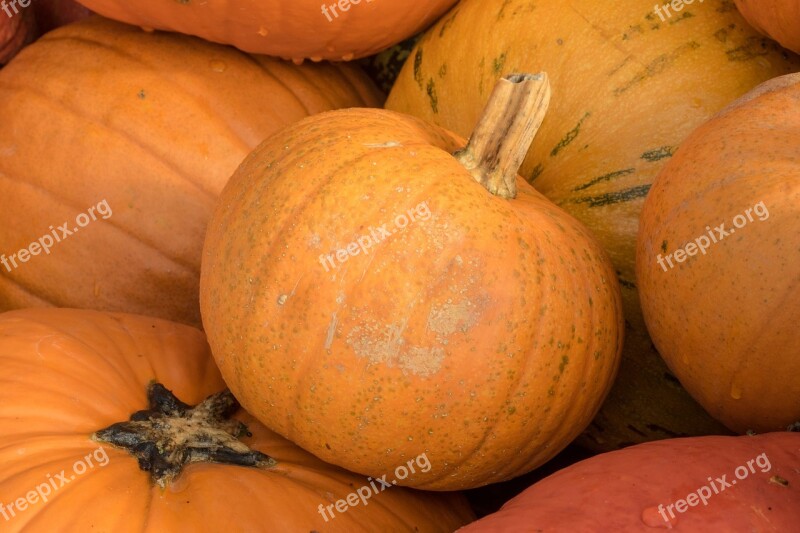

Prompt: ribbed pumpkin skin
[
  {"left": 636, "top": 74, "right": 800, "bottom": 434},
  {"left": 0, "top": 5, "right": 34, "bottom": 64},
  {"left": 735, "top": 0, "right": 800, "bottom": 54},
  {"left": 200, "top": 108, "right": 623, "bottom": 491},
  {"left": 386, "top": 0, "right": 800, "bottom": 451},
  {"left": 0, "top": 308, "right": 474, "bottom": 532},
  {"left": 0, "top": 17, "right": 381, "bottom": 327},
  {"left": 74, "top": 0, "right": 457, "bottom": 63},
  {"left": 460, "top": 433, "right": 800, "bottom": 531}
]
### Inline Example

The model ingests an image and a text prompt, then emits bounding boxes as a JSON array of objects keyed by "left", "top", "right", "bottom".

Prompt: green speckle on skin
[
  {"left": 573, "top": 168, "right": 635, "bottom": 192},
  {"left": 661, "top": 240, "right": 668, "bottom": 253},
  {"left": 668, "top": 11, "right": 694, "bottom": 25},
  {"left": 559, "top": 356, "right": 569, "bottom": 373},
  {"left": 569, "top": 184, "right": 652, "bottom": 208},
  {"left": 439, "top": 9, "right": 459, "bottom": 37},
  {"left": 497, "top": 0, "right": 512, "bottom": 19},
  {"left": 413, "top": 48, "right": 424, "bottom": 89},
  {"left": 137, "top": 90, "right": 146, "bottom": 99},
  {"left": 529, "top": 163, "right": 544, "bottom": 182},
  {"left": 438, "top": 64, "right": 447, "bottom": 78},
  {"left": 507, "top": 406, "right": 516, "bottom": 415},
  {"left": 726, "top": 36, "right": 772, "bottom": 62},
  {"left": 426, "top": 78, "right": 439, "bottom": 114},
  {"left": 551, "top": 112, "right": 590, "bottom": 157},
  {"left": 641, "top": 146, "right": 675, "bottom": 162},
  {"left": 614, "top": 41, "right": 700, "bottom": 96},
  {"left": 493, "top": 53, "right": 507, "bottom": 75}
]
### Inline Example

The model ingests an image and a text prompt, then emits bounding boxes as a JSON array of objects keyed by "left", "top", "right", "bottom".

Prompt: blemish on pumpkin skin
[
  {"left": 551, "top": 112, "right": 590, "bottom": 157},
  {"left": 641, "top": 146, "right": 674, "bottom": 162},
  {"left": 726, "top": 37, "right": 772, "bottom": 62},
  {"left": 614, "top": 41, "right": 701, "bottom": 96},
  {"left": 413, "top": 48, "right": 424, "bottom": 89},
  {"left": 493, "top": 53, "right": 507, "bottom": 75},
  {"left": 572, "top": 168, "right": 635, "bottom": 192},
  {"left": 426, "top": 78, "right": 439, "bottom": 114}
]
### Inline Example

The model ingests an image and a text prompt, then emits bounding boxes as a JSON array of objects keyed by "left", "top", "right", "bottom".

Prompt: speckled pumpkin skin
[
  {"left": 200, "top": 108, "right": 623, "bottom": 491},
  {"left": 460, "top": 432, "right": 800, "bottom": 531},
  {"left": 0, "top": 308, "right": 474, "bottom": 532},
  {"left": 386, "top": 0, "right": 800, "bottom": 451},
  {"left": 735, "top": 0, "right": 800, "bottom": 54},
  {"left": 637, "top": 73, "right": 800, "bottom": 434}
]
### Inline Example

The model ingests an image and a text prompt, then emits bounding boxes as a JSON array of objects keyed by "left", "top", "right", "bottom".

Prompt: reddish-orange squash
[
  {"left": 460, "top": 432, "right": 800, "bottom": 531},
  {"left": 735, "top": 0, "right": 800, "bottom": 54},
  {"left": 386, "top": 0, "right": 800, "bottom": 452},
  {"left": 0, "top": 308, "right": 474, "bottom": 531},
  {"left": 74, "top": 0, "right": 458, "bottom": 63},
  {"left": 201, "top": 75, "right": 624, "bottom": 490},
  {"left": 636, "top": 73, "right": 800, "bottom": 434},
  {"left": 0, "top": 3, "right": 34, "bottom": 64},
  {"left": 0, "top": 17, "right": 381, "bottom": 327}
]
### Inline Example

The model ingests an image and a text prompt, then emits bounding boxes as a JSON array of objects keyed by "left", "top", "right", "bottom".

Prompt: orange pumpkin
[
  {"left": 385, "top": 0, "right": 800, "bottom": 452},
  {"left": 74, "top": 0, "right": 458, "bottom": 63},
  {"left": 201, "top": 75, "right": 624, "bottom": 490},
  {"left": 0, "top": 308, "right": 474, "bottom": 531},
  {"left": 461, "top": 432, "right": 800, "bottom": 531},
  {"left": 636, "top": 73, "right": 800, "bottom": 434},
  {"left": 0, "top": 2, "right": 34, "bottom": 64},
  {"left": 0, "top": 17, "right": 381, "bottom": 327},
  {"left": 735, "top": 0, "right": 800, "bottom": 54}
]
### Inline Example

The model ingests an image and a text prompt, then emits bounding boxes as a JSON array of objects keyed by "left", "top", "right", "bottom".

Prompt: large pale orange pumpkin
[
  {"left": 0, "top": 17, "right": 381, "bottom": 327},
  {"left": 386, "top": 0, "right": 800, "bottom": 452},
  {"left": 636, "top": 73, "right": 800, "bottom": 434},
  {"left": 461, "top": 432, "right": 800, "bottom": 531},
  {"left": 201, "top": 75, "right": 624, "bottom": 490},
  {"left": 735, "top": 0, "right": 800, "bottom": 54},
  {"left": 74, "top": 0, "right": 458, "bottom": 63},
  {"left": 0, "top": 308, "right": 474, "bottom": 531}
]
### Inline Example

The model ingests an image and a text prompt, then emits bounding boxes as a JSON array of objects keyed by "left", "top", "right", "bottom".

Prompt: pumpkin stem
[
  {"left": 454, "top": 73, "right": 551, "bottom": 199},
  {"left": 92, "top": 382, "right": 276, "bottom": 488}
]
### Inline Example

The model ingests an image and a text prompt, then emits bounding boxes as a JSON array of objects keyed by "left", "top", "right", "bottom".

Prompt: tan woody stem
[{"left": 454, "top": 73, "right": 551, "bottom": 199}]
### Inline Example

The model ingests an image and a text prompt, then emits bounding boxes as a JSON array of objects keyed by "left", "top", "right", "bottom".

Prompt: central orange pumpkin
[{"left": 200, "top": 75, "right": 624, "bottom": 490}]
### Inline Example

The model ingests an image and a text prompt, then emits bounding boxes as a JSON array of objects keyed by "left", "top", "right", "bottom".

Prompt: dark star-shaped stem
[{"left": 93, "top": 382, "right": 276, "bottom": 488}]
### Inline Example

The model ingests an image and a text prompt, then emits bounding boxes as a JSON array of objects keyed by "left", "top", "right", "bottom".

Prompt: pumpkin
[
  {"left": 200, "top": 74, "right": 624, "bottom": 491},
  {"left": 0, "top": 308, "right": 474, "bottom": 531},
  {"left": 73, "top": 0, "right": 458, "bottom": 63},
  {"left": 0, "top": 17, "right": 381, "bottom": 328},
  {"left": 0, "top": 2, "right": 34, "bottom": 64},
  {"left": 735, "top": 0, "right": 800, "bottom": 54},
  {"left": 385, "top": 0, "right": 800, "bottom": 452},
  {"left": 636, "top": 73, "right": 800, "bottom": 434},
  {"left": 460, "top": 432, "right": 800, "bottom": 531}
]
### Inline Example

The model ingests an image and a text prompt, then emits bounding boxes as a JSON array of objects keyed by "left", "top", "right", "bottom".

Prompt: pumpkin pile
[{"left": 0, "top": 1, "right": 798, "bottom": 530}]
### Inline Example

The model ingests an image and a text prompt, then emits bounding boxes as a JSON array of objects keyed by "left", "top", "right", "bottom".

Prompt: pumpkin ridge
[
  {"left": 35, "top": 33, "right": 256, "bottom": 164},
  {"left": 242, "top": 54, "right": 317, "bottom": 116},
  {"left": 0, "top": 272, "right": 57, "bottom": 308}
]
